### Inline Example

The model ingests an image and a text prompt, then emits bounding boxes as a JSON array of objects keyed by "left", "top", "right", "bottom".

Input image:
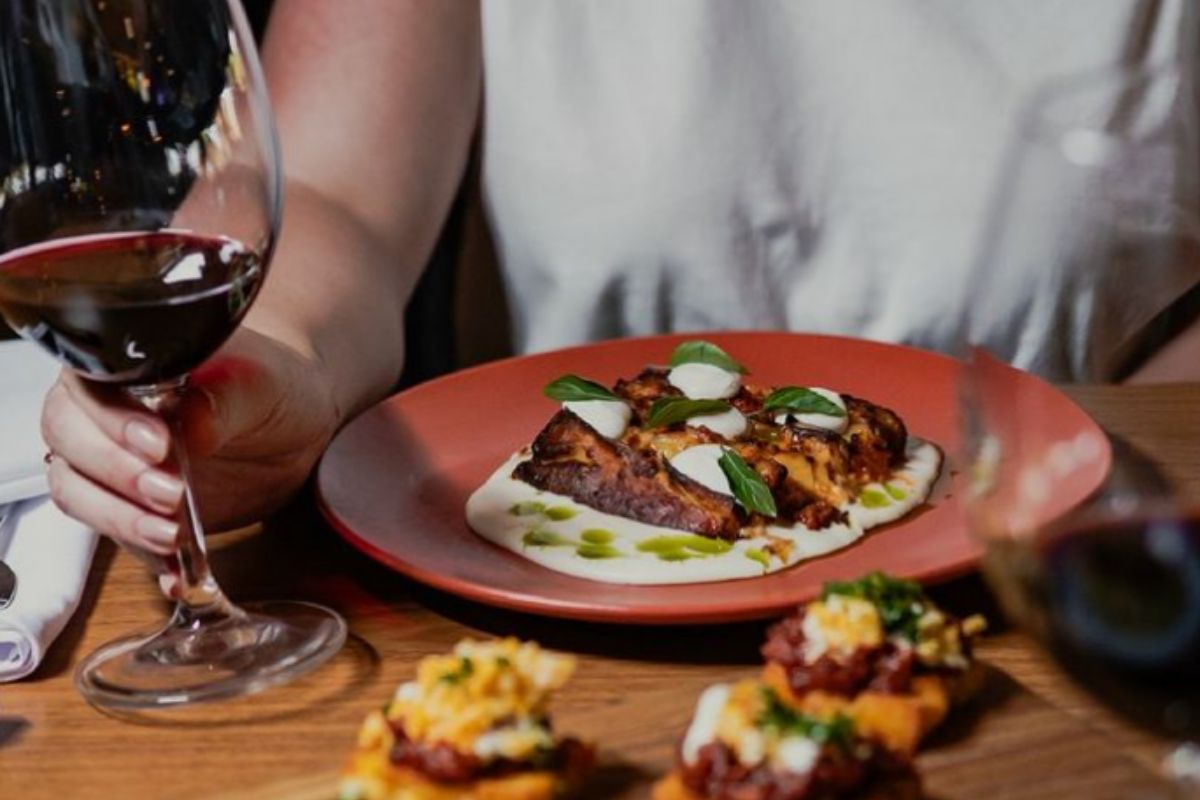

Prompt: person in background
[{"left": 39, "top": 1, "right": 1200, "bottom": 553}]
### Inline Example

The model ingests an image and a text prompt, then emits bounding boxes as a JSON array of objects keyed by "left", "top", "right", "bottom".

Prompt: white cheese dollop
[
  {"left": 563, "top": 399, "right": 631, "bottom": 439},
  {"left": 736, "top": 728, "right": 768, "bottom": 767},
  {"left": 668, "top": 362, "right": 741, "bottom": 400},
  {"left": 800, "top": 608, "right": 831, "bottom": 663},
  {"left": 670, "top": 444, "right": 734, "bottom": 496},
  {"left": 687, "top": 406, "right": 747, "bottom": 439},
  {"left": 682, "top": 684, "right": 731, "bottom": 764},
  {"left": 774, "top": 736, "right": 820, "bottom": 774},
  {"left": 473, "top": 720, "right": 554, "bottom": 760},
  {"left": 774, "top": 387, "right": 848, "bottom": 433}
]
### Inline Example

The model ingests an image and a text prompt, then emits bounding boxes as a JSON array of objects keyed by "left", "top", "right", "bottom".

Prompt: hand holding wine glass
[
  {"left": 0, "top": 0, "right": 345, "bottom": 708},
  {"left": 40, "top": 324, "right": 342, "bottom": 552}
]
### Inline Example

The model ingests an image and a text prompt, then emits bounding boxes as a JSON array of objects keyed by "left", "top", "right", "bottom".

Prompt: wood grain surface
[{"left": 1, "top": 384, "right": 1195, "bottom": 799}]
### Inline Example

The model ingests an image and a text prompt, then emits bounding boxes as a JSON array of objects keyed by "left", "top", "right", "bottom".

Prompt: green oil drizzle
[
  {"left": 860, "top": 488, "right": 892, "bottom": 509},
  {"left": 885, "top": 484, "right": 907, "bottom": 501},
  {"left": 576, "top": 542, "right": 622, "bottom": 559},
  {"left": 510, "top": 501, "right": 547, "bottom": 517},
  {"left": 637, "top": 534, "right": 733, "bottom": 562},
  {"left": 522, "top": 529, "right": 573, "bottom": 548},
  {"left": 745, "top": 548, "right": 771, "bottom": 571},
  {"left": 545, "top": 506, "right": 579, "bottom": 521},
  {"left": 580, "top": 529, "right": 616, "bottom": 544}
]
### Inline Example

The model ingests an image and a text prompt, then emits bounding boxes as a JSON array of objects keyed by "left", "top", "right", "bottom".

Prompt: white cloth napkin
[
  {"left": 0, "top": 341, "right": 60, "bottom": 504},
  {"left": 0, "top": 497, "right": 99, "bottom": 681}
]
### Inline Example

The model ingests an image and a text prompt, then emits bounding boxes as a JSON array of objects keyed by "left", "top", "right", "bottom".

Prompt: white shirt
[{"left": 481, "top": 0, "right": 1194, "bottom": 380}]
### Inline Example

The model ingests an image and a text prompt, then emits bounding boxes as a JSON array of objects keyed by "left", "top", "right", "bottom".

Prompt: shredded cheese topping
[
  {"left": 387, "top": 638, "right": 575, "bottom": 760},
  {"left": 801, "top": 595, "right": 885, "bottom": 662},
  {"left": 700, "top": 681, "right": 834, "bottom": 771}
]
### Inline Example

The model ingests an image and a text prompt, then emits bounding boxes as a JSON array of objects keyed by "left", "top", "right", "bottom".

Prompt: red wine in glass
[
  {"left": 0, "top": 231, "right": 264, "bottom": 384},
  {"left": 985, "top": 511, "right": 1200, "bottom": 739}
]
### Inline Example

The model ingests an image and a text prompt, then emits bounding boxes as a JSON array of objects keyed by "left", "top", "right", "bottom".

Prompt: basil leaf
[
  {"left": 645, "top": 397, "right": 731, "bottom": 428},
  {"left": 669, "top": 340, "right": 748, "bottom": 374},
  {"left": 764, "top": 386, "right": 846, "bottom": 417},
  {"left": 717, "top": 449, "right": 778, "bottom": 517},
  {"left": 543, "top": 374, "right": 619, "bottom": 403}
]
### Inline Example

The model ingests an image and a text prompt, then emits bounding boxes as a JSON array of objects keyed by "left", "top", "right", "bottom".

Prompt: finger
[
  {"left": 57, "top": 372, "right": 170, "bottom": 463},
  {"left": 46, "top": 456, "right": 180, "bottom": 555},
  {"left": 42, "top": 383, "right": 185, "bottom": 515}
]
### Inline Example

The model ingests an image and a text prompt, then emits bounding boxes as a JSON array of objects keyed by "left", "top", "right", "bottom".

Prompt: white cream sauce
[{"left": 465, "top": 438, "right": 942, "bottom": 586}]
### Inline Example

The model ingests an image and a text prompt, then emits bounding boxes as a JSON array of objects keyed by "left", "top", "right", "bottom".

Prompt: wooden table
[{"left": 2, "top": 385, "right": 1197, "bottom": 799}]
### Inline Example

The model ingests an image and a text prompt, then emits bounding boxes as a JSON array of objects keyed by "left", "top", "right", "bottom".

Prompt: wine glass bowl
[
  {"left": 962, "top": 60, "right": 1200, "bottom": 784},
  {"left": 0, "top": 0, "right": 345, "bottom": 709}
]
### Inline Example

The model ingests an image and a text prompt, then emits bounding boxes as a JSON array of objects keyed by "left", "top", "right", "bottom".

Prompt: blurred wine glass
[
  {"left": 963, "top": 60, "right": 1200, "bottom": 789},
  {"left": 0, "top": 0, "right": 346, "bottom": 709}
]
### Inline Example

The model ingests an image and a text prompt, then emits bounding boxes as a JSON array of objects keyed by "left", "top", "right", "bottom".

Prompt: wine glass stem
[{"left": 126, "top": 377, "right": 238, "bottom": 618}]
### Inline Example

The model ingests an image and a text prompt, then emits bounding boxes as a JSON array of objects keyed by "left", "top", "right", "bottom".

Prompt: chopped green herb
[
  {"left": 496, "top": 655, "right": 511, "bottom": 669},
  {"left": 543, "top": 374, "right": 619, "bottom": 403},
  {"left": 745, "top": 548, "right": 771, "bottom": 571},
  {"left": 576, "top": 543, "right": 622, "bottom": 559},
  {"left": 885, "top": 484, "right": 907, "bottom": 501},
  {"left": 859, "top": 488, "right": 892, "bottom": 508},
  {"left": 645, "top": 396, "right": 732, "bottom": 428},
  {"left": 764, "top": 386, "right": 846, "bottom": 418},
  {"left": 658, "top": 551, "right": 694, "bottom": 562},
  {"left": 439, "top": 656, "right": 475, "bottom": 685},
  {"left": 718, "top": 449, "right": 778, "bottom": 517},
  {"left": 758, "top": 687, "right": 856, "bottom": 750},
  {"left": 522, "top": 529, "right": 573, "bottom": 548},
  {"left": 580, "top": 529, "right": 616, "bottom": 544},
  {"left": 545, "top": 506, "right": 578, "bottom": 521},
  {"left": 822, "top": 572, "right": 929, "bottom": 642},
  {"left": 669, "top": 340, "right": 748, "bottom": 374},
  {"left": 509, "top": 500, "right": 547, "bottom": 517}
]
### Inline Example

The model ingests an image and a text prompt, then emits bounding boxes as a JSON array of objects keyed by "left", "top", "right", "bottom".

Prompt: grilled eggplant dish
[{"left": 467, "top": 341, "right": 942, "bottom": 585}]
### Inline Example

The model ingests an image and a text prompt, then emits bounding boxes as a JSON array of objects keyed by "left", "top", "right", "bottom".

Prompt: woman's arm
[
  {"left": 1126, "top": 312, "right": 1200, "bottom": 383},
  {"left": 40, "top": 1, "right": 482, "bottom": 549},
  {"left": 254, "top": 0, "right": 482, "bottom": 418}
]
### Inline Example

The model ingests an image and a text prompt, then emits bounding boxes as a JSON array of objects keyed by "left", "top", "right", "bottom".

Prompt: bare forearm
[
  {"left": 245, "top": 181, "right": 408, "bottom": 421},
  {"left": 248, "top": 1, "right": 481, "bottom": 420},
  {"left": 1126, "top": 315, "right": 1200, "bottom": 383}
]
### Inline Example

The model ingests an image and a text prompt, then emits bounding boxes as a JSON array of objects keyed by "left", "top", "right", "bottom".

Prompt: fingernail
[
  {"left": 136, "top": 515, "right": 179, "bottom": 550},
  {"left": 125, "top": 419, "right": 168, "bottom": 462},
  {"left": 137, "top": 470, "right": 184, "bottom": 512}
]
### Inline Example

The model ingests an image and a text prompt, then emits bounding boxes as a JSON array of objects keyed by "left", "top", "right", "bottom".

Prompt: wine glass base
[{"left": 74, "top": 600, "right": 347, "bottom": 710}]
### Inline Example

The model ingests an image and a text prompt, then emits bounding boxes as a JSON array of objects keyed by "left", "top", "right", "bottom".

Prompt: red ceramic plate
[{"left": 316, "top": 332, "right": 1110, "bottom": 624}]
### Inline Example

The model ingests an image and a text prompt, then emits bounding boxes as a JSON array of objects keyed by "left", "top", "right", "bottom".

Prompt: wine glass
[
  {"left": 0, "top": 0, "right": 346, "bottom": 709},
  {"left": 962, "top": 60, "right": 1200, "bottom": 788}
]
